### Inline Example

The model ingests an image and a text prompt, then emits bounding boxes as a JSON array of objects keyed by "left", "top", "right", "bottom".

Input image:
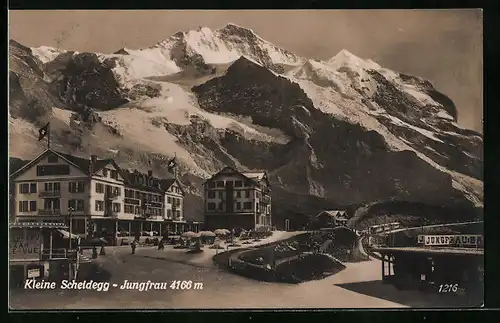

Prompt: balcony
[
  {"left": 39, "top": 190, "right": 61, "bottom": 198},
  {"left": 38, "top": 209, "right": 61, "bottom": 216},
  {"left": 105, "top": 193, "right": 119, "bottom": 201},
  {"left": 104, "top": 210, "right": 119, "bottom": 218}
]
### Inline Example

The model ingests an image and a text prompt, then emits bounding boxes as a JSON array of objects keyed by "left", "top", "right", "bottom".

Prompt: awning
[{"left": 57, "top": 229, "right": 80, "bottom": 240}]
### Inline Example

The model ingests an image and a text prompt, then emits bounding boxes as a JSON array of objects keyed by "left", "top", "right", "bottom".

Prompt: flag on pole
[
  {"left": 38, "top": 122, "right": 50, "bottom": 141},
  {"left": 167, "top": 157, "right": 176, "bottom": 174}
]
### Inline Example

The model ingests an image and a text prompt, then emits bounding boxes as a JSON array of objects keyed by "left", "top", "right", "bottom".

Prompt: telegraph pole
[{"left": 68, "top": 207, "right": 74, "bottom": 251}]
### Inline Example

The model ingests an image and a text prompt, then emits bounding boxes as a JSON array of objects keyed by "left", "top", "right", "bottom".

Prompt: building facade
[
  {"left": 316, "top": 210, "right": 348, "bottom": 228},
  {"left": 203, "top": 167, "right": 272, "bottom": 231},
  {"left": 10, "top": 149, "right": 200, "bottom": 243}
]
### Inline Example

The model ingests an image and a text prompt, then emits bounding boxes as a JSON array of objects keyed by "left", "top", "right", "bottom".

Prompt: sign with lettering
[
  {"left": 423, "top": 235, "right": 483, "bottom": 247},
  {"left": 27, "top": 268, "right": 40, "bottom": 278},
  {"left": 417, "top": 235, "right": 424, "bottom": 244},
  {"left": 10, "top": 228, "right": 42, "bottom": 261}
]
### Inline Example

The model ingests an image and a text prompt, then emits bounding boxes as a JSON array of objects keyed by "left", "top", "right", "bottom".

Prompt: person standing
[{"left": 131, "top": 240, "right": 137, "bottom": 254}]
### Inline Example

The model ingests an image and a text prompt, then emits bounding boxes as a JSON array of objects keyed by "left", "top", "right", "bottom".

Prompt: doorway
[{"left": 285, "top": 219, "right": 290, "bottom": 231}]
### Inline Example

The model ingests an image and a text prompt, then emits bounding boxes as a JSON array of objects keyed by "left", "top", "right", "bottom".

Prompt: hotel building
[
  {"left": 203, "top": 166, "right": 272, "bottom": 231},
  {"left": 10, "top": 149, "right": 200, "bottom": 243}
]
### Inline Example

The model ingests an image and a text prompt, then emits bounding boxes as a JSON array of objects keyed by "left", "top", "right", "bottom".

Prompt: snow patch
[
  {"left": 436, "top": 110, "right": 455, "bottom": 120},
  {"left": 121, "top": 82, "right": 290, "bottom": 144},
  {"left": 97, "top": 53, "right": 181, "bottom": 84},
  {"left": 52, "top": 108, "right": 73, "bottom": 126},
  {"left": 403, "top": 85, "right": 440, "bottom": 107},
  {"left": 30, "top": 46, "right": 68, "bottom": 64},
  {"left": 385, "top": 115, "right": 444, "bottom": 143}
]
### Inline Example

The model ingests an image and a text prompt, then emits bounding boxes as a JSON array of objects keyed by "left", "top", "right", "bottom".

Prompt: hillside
[{"left": 8, "top": 23, "right": 483, "bottom": 225}]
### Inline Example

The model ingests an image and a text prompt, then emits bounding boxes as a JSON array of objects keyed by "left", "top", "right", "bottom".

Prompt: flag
[
  {"left": 38, "top": 122, "right": 50, "bottom": 141},
  {"left": 167, "top": 157, "right": 176, "bottom": 173}
]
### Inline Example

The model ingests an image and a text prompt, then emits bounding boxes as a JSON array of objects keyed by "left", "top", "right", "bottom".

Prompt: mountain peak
[
  {"left": 218, "top": 23, "right": 259, "bottom": 40},
  {"left": 327, "top": 49, "right": 381, "bottom": 70},
  {"left": 329, "top": 49, "right": 363, "bottom": 64}
]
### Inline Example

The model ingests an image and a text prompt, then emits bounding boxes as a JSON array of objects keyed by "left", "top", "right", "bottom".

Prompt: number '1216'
[{"left": 438, "top": 284, "right": 459, "bottom": 293}]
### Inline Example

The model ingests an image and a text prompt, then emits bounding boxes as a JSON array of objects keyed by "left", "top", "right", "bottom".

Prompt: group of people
[{"left": 130, "top": 238, "right": 166, "bottom": 254}]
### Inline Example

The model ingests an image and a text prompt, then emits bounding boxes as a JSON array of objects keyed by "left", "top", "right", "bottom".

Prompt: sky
[{"left": 8, "top": 10, "right": 483, "bottom": 133}]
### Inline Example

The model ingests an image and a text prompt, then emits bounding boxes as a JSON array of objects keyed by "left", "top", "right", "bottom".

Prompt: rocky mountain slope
[{"left": 9, "top": 23, "right": 483, "bottom": 224}]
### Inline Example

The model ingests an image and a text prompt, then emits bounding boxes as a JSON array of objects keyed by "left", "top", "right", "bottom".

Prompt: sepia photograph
[{"left": 8, "top": 9, "right": 483, "bottom": 310}]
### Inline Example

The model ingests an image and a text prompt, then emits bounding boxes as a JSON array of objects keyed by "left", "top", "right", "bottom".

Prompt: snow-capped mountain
[{"left": 9, "top": 24, "right": 483, "bottom": 223}]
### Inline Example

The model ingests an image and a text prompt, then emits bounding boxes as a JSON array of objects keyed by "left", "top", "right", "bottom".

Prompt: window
[
  {"left": 44, "top": 198, "right": 60, "bottom": 210},
  {"left": 124, "top": 205, "right": 135, "bottom": 214},
  {"left": 102, "top": 169, "right": 108, "bottom": 177},
  {"left": 69, "top": 181, "right": 85, "bottom": 193},
  {"left": 47, "top": 154, "right": 59, "bottom": 163},
  {"left": 36, "top": 164, "right": 70, "bottom": 176},
  {"left": 19, "top": 201, "right": 36, "bottom": 212},
  {"left": 95, "top": 200, "right": 104, "bottom": 212},
  {"left": 245, "top": 190, "right": 250, "bottom": 198},
  {"left": 207, "top": 203, "right": 216, "bottom": 210},
  {"left": 18, "top": 183, "right": 36, "bottom": 194},
  {"left": 235, "top": 180, "right": 243, "bottom": 187},
  {"left": 113, "top": 187, "right": 121, "bottom": 196},
  {"left": 218, "top": 192, "right": 224, "bottom": 199},
  {"left": 236, "top": 202, "right": 241, "bottom": 210},
  {"left": 208, "top": 182, "right": 216, "bottom": 189},
  {"left": 236, "top": 191, "right": 241, "bottom": 198},
  {"left": 167, "top": 197, "right": 171, "bottom": 204},
  {"left": 207, "top": 191, "right": 216, "bottom": 199},
  {"left": 110, "top": 170, "right": 118, "bottom": 180},
  {"left": 218, "top": 202, "right": 223, "bottom": 211},
  {"left": 19, "top": 201, "right": 28, "bottom": 212},
  {"left": 44, "top": 182, "right": 61, "bottom": 192},
  {"left": 243, "top": 202, "right": 252, "bottom": 210},
  {"left": 19, "top": 184, "right": 29, "bottom": 194},
  {"left": 256, "top": 192, "right": 262, "bottom": 199},
  {"left": 167, "top": 209, "right": 172, "bottom": 218},
  {"left": 112, "top": 203, "right": 121, "bottom": 213},
  {"left": 216, "top": 181, "right": 225, "bottom": 188},
  {"left": 245, "top": 180, "right": 253, "bottom": 187},
  {"left": 256, "top": 203, "right": 260, "bottom": 212},
  {"left": 68, "top": 199, "right": 85, "bottom": 211},
  {"left": 176, "top": 210, "right": 181, "bottom": 219},
  {"left": 95, "top": 183, "right": 104, "bottom": 193}
]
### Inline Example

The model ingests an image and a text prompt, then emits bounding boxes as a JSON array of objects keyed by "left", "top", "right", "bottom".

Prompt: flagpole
[
  {"left": 174, "top": 153, "right": 177, "bottom": 179},
  {"left": 47, "top": 122, "right": 51, "bottom": 150}
]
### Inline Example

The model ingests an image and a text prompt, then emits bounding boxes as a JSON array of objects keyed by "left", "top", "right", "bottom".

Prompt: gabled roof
[
  {"left": 10, "top": 149, "right": 186, "bottom": 195},
  {"left": 10, "top": 148, "right": 119, "bottom": 179},
  {"left": 120, "top": 169, "right": 186, "bottom": 195},
  {"left": 56, "top": 151, "right": 116, "bottom": 174},
  {"left": 203, "top": 166, "right": 268, "bottom": 186},
  {"left": 161, "top": 178, "right": 186, "bottom": 196},
  {"left": 120, "top": 169, "right": 164, "bottom": 193},
  {"left": 241, "top": 172, "right": 266, "bottom": 181},
  {"left": 317, "top": 210, "right": 347, "bottom": 218}
]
